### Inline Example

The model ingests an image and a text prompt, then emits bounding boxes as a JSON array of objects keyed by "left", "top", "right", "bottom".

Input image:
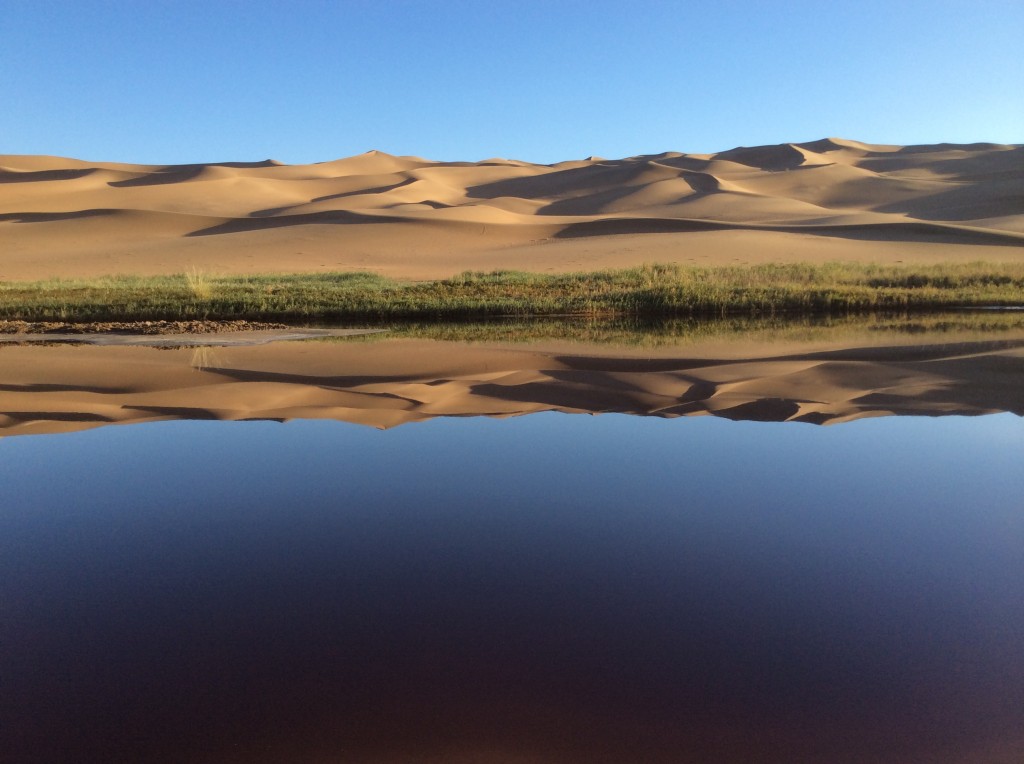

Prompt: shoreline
[
  {"left": 0, "top": 321, "right": 385, "bottom": 346},
  {"left": 3, "top": 310, "right": 1023, "bottom": 349}
]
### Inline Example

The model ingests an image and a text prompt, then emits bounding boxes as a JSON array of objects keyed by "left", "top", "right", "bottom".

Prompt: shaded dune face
[
  {"left": 1, "top": 333, "right": 1022, "bottom": 438},
  {"left": 0, "top": 140, "right": 1022, "bottom": 280}
]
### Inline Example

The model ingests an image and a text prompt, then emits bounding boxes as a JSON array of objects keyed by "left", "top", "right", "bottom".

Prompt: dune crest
[{"left": 1, "top": 140, "right": 1022, "bottom": 280}]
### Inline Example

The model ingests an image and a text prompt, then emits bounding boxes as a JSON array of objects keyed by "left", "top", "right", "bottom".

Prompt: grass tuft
[{"left": 184, "top": 267, "right": 212, "bottom": 300}]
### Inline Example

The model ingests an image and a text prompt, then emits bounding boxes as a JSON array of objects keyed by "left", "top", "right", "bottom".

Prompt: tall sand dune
[{"left": 1, "top": 139, "right": 1021, "bottom": 280}]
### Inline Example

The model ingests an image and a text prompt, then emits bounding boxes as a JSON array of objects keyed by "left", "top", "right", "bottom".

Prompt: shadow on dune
[
  {"left": 714, "top": 144, "right": 811, "bottom": 171},
  {"left": 532, "top": 168, "right": 731, "bottom": 216},
  {"left": 312, "top": 177, "right": 416, "bottom": 204},
  {"left": 537, "top": 186, "right": 651, "bottom": 215},
  {"left": 465, "top": 160, "right": 681, "bottom": 202},
  {"left": 552, "top": 216, "right": 1024, "bottom": 245},
  {"left": 109, "top": 165, "right": 208, "bottom": 187},
  {"left": 249, "top": 178, "right": 419, "bottom": 218},
  {"left": 2, "top": 411, "right": 115, "bottom": 423},
  {"left": 895, "top": 142, "right": 1007, "bottom": 154},
  {"left": 0, "top": 209, "right": 117, "bottom": 223},
  {"left": 711, "top": 397, "right": 804, "bottom": 422},
  {"left": 384, "top": 199, "right": 452, "bottom": 210},
  {"left": 181, "top": 366, "right": 427, "bottom": 388},
  {"left": 124, "top": 405, "right": 224, "bottom": 420},
  {"left": 553, "top": 218, "right": 731, "bottom": 236},
  {"left": 108, "top": 160, "right": 281, "bottom": 187},
  {"left": 888, "top": 198, "right": 1024, "bottom": 223},
  {"left": 921, "top": 145, "right": 1024, "bottom": 176},
  {"left": 0, "top": 168, "right": 97, "bottom": 183},
  {"left": 798, "top": 221, "right": 1024, "bottom": 245},
  {"left": 873, "top": 179, "right": 1024, "bottom": 221},
  {"left": 855, "top": 145, "right": 1023, "bottom": 177},
  {"left": 184, "top": 209, "right": 410, "bottom": 236},
  {"left": 0, "top": 382, "right": 133, "bottom": 394}
]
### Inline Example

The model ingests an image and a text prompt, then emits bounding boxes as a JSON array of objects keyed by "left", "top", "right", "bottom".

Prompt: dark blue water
[{"left": 2, "top": 413, "right": 1022, "bottom": 763}]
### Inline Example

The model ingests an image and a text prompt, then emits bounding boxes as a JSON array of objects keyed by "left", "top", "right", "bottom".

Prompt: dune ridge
[
  {"left": 2, "top": 331, "right": 1022, "bottom": 438},
  {"left": 1, "top": 139, "right": 1021, "bottom": 280}
]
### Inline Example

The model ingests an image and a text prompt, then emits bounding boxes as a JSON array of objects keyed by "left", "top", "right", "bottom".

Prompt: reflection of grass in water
[
  {"left": 315, "top": 311, "right": 1024, "bottom": 348},
  {"left": 189, "top": 345, "right": 220, "bottom": 371},
  {"left": 2, "top": 262, "right": 1023, "bottom": 322}
]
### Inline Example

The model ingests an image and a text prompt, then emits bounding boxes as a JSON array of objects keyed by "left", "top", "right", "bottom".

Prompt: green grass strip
[{"left": 1, "top": 262, "right": 1022, "bottom": 323}]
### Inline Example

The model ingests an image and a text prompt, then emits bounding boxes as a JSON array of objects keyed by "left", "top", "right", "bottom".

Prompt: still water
[{"left": 2, "top": 408, "right": 1022, "bottom": 763}]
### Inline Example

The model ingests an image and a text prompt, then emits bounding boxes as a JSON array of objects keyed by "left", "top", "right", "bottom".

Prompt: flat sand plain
[
  {"left": 2, "top": 138, "right": 1022, "bottom": 281},
  {"left": 2, "top": 327, "right": 1022, "bottom": 437}
]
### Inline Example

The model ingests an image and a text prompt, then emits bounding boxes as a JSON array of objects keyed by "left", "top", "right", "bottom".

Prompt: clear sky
[{"left": 3, "top": 0, "right": 1022, "bottom": 164}]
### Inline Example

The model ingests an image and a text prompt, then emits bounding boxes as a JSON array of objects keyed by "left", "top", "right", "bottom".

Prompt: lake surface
[{"left": 2, "top": 322, "right": 1023, "bottom": 763}]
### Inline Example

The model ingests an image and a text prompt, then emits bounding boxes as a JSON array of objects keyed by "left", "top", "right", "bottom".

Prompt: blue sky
[{"left": 3, "top": 0, "right": 1022, "bottom": 164}]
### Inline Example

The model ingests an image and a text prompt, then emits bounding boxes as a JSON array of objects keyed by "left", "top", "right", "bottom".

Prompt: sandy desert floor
[{"left": 2, "top": 138, "right": 1022, "bottom": 281}]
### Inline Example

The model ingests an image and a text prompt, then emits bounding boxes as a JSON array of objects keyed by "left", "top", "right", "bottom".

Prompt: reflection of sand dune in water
[
  {"left": 1, "top": 139, "right": 1022, "bottom": 281},
  {"left": 1, "top": 334, "right": 1022, "bottom": 438}
]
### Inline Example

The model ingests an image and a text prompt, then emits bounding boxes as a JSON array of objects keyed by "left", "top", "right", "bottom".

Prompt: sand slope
[
  {"left": 2, "top": 330, "right": 1022, "bottom": 438},
  {"left": 2, "top": 139, "right": 1022, "bottom": 280}
]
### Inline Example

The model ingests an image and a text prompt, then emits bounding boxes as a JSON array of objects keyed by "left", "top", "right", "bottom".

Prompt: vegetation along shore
[{"left": 1, "top": 262, "right": 1022, "bottom": 325}]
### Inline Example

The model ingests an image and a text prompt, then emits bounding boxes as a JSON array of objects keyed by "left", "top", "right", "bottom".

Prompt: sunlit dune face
[{"left": 1, "top": 141, "right": 1021, "bottom": 281}]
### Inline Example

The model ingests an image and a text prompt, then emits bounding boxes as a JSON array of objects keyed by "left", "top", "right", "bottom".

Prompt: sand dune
[
  {"left": 2, "top": 329, "right": 1021, "bottom": 438},
  {"left": 1, "top": 139, "right": 1021, "bottom": 280}
]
